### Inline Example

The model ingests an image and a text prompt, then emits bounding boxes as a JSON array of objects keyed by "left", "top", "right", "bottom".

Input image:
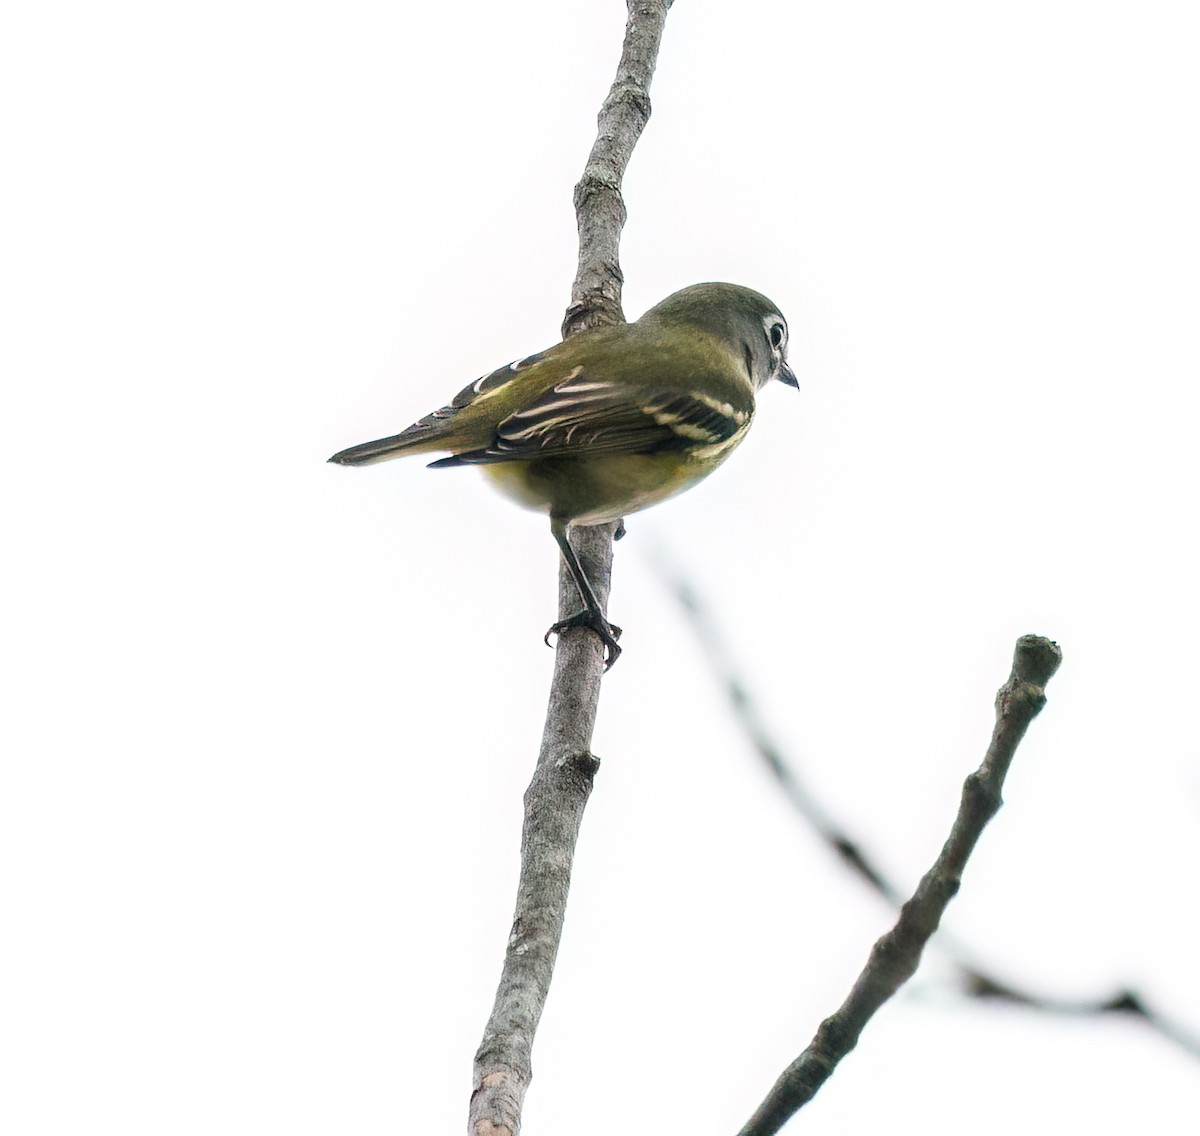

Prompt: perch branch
[
  {"left": 736, "top": 635, "right": 1063, "bottom": 1136},
  {"left": 468, "top": 5, "right": 674, "bottom": 1135}
]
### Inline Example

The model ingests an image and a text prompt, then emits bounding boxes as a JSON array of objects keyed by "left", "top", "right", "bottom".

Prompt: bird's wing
[
  {"left": 393, "top": 349, "right": 556, "bottom": 441},
  {"left": 327, "top": 350, "right": 556, "bottom": 465},
  {"left": 429, "top": 368, "right": 752, "bottom": 467}
]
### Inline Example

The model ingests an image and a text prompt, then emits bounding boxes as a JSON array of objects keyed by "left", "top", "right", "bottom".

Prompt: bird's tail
[
  {"left": 327, "top": 429, "right": 439, "bottom": 466},
  {"left": 328, "top": 391, "right": 473, "bottom": 465}
]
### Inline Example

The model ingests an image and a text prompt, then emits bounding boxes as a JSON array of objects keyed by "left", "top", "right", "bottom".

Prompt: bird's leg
[{"left": 545, "top": 518, "right": 622, "bottom": 669}]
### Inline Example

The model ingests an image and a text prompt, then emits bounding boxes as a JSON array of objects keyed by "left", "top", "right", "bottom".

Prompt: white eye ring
[{"left": 768, "top": 322, "right": 786, "bottom": 350}]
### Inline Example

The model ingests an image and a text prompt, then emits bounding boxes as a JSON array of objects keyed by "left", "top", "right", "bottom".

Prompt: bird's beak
[{"left": 777, "top": 360, "right": 799, "bottom": 388}]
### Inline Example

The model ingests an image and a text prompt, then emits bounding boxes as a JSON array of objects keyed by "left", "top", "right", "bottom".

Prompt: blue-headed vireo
[{"left": 329, "top": 282, "right": 796, "bottom": 667}]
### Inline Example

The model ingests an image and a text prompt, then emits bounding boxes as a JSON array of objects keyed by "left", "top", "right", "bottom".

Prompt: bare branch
[
  {"left": 468, "top": 529, "right": 613, "bottom": 1136},
  {"left": 468, "top": 5, "right": 674, "bottom": 1134},
  {"left": 737, "top": 636, "right": 1063, "bottom": 1136},
  {"left": 652, "top": 553, "right": 1200, "bottom": 1065}
]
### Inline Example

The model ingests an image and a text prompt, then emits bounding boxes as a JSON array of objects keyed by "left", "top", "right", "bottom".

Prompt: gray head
[{"left": 640, "top": 282, "right": 797, "bottom": 390}]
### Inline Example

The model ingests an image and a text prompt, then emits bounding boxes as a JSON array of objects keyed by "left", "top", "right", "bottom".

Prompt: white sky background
[{"left": 3, "top": 0, "right": 1200, "bottom": 1131}]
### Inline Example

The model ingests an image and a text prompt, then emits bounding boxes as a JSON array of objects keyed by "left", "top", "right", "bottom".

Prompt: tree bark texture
[{"left": 468, "top": 5, "right": 674, "bottom": 1134}]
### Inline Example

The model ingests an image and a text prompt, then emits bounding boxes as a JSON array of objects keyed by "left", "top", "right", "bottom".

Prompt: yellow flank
[{"left": 480, "top": 432, "right": 746, "bottom": 526}]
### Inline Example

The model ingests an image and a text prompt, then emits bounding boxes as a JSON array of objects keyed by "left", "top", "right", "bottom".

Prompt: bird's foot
[
  {"left": 544, "top": 610, "right": 623, "bottom": 669},
  {"left": 614, "top": 519, "right": 627, "bottom": 541}
]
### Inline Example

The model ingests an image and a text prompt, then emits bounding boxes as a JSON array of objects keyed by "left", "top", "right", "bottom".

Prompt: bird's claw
[{"left": 544, "top": 610, "right": 623, "bottom": 669}]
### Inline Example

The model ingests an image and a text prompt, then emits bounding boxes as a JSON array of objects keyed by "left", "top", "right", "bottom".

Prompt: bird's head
[{"left": 642, "top": 282, "right": 797, "bottom": 391}]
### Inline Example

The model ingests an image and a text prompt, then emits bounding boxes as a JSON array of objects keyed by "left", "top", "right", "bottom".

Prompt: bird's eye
[{"left": 769, "top": 322, "right": 786, "bottom": 350}]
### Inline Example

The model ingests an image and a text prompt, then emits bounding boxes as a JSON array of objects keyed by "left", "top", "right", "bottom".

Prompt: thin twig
[
  {"left": 956, "top": 975, "right": 1200, "bottom": 1058},
  {"left": 467, "top": 5, "right": 674, "bottom": 1135},
  {"left": 655, "top": 556, "right": 902, "bottom": 902},
  {"left": 651, "top": 550, "right": 1200, "bottom": 1063},
  {"left": 737, "top": 636, "right": 1063, "bottom": 1136}
]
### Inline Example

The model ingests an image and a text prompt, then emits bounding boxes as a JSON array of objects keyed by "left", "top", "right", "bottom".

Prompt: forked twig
[{"left": 652, "top": 553, "right": 1200, "bottom": 1065}]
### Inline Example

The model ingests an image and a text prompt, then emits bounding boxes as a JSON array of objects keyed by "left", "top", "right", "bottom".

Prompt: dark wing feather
[
  {"left": 429, "top": 370, "right": 750, "bottom": 467},
  {"left": 329, "top": 350, "right": 557, "bottom": 465},
  {"left": 396, "top": 350, "right": 553, "bottom": 439}
]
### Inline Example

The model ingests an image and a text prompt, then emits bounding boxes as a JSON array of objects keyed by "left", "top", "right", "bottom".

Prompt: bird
[{"left": 329, "top": 282, "right": 797, "bottom": 668}]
